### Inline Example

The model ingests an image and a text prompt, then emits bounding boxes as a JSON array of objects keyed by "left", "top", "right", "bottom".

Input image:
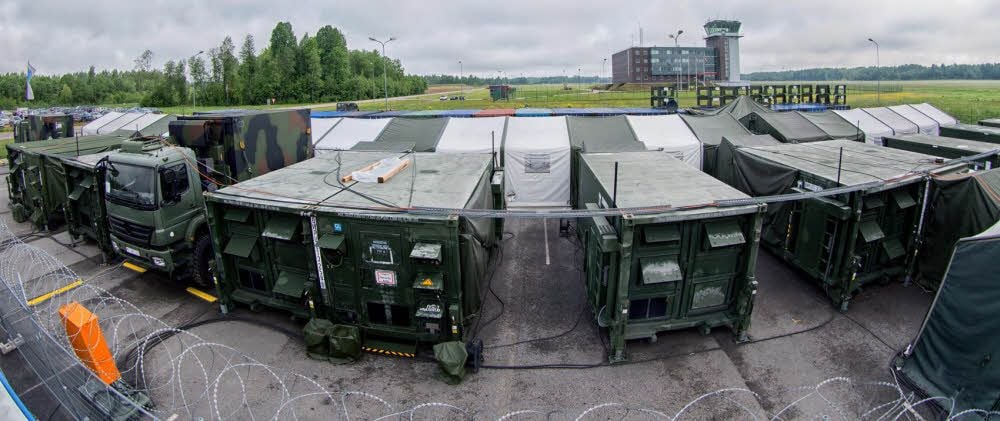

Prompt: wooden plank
[{"left": 378, "top": 159, "right": 411, "bottom": 183}]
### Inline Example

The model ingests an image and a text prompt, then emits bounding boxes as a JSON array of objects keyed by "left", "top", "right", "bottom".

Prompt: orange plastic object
[{"left": 58, "top": 301, "right": 121, "bottom": 385}]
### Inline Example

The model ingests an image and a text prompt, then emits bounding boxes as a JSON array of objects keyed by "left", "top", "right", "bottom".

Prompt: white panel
[
  {"left": 626, "top": 115, "right": 702, "bottom": 169},
  {"left": 888, "top": 105, "right": 939, "bottom": 135},
  {"left": 314, "top": 118, "right": 391, "bottom": 151},
  {"left": 503, "top": 117, "right": 571, "bottom": 208},
  {"left": 832, "top": 109, "right": 894, "bottom": 146},
  {"left": 436, "top": 117, "right": 507, "bottom": 154},
  {"left": 80, "top": 111, "right": 123, "bottom": 136}
]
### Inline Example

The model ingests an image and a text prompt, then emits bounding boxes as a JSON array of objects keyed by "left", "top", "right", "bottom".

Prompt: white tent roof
[
  {"left": 832, "top": 109, "right": 894, "bottom": 145},
  {"left": 503, "top": 116, "right": 571, "bottom": 208},
  {"left": 626, "top": 115, "right": 703, "bottom": 169},
  {"left": 862, "top": 107, "right": 919, "bottom": 136},
  {"left": 80, "top": 111, "right": 123, "bottom": 136},
  {"left": 314, "top": 118, "right": 391, "bottom": 152},
  {"left": 98, "top": 112, "right": 147, "bottom": 134},
  {"left": 910, "top": 103, "right": 958, "bottom": 126},
  {"left": 888, "top": 105, "right": 939, "bottom": 135},
  {"left": 310, "top": 118, "right": 342, "bottom": 146},
  {"left": 436, "top": 117, "right": 507, "bottom": 154},
  {"left": 116, "top": 113, "right": 165, "bottom": 134}
]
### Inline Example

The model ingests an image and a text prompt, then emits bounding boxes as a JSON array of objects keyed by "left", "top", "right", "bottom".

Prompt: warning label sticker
[{"left": 375, "top": 270, "right": 397, "bottom": 286}]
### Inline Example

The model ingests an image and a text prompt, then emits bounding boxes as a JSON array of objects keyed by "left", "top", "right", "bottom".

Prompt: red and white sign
[{"left": 374, "top": 270, "right": 397, "bottom": 286}]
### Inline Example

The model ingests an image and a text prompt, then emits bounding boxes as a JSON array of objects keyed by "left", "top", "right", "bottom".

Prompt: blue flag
[{"left": 26, "top": 62, "right": 35, "bottom": 101}]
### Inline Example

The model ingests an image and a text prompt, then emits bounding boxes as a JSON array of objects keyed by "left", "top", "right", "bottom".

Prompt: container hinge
[
  {"left": 0, "top": 334, "right": 24, "bottom": 354},
  {"left": 309, "top": 215, "right": 330, "bottom": 307}
]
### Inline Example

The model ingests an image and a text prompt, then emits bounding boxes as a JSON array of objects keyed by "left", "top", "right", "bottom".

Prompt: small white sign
[{"left": 374, "top": 270, "right": 397, "bottom": 286}]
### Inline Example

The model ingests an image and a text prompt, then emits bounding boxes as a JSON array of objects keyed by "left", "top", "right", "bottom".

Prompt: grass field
[{"left": 312, "top": 80, "right": 1000, "bottom": 124}]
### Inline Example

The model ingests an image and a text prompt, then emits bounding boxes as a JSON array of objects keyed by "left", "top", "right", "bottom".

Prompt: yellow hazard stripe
[
  {"left": 122, "top": 262, "right": 147, "bottom": 273},
  {"left": 361, "top": 347, "right": 414, "bottom": 358},
  {"left": 28, "top": 279, "right": 83, "bottom": 307},
  {"left": 185, "top": 287, "right": 218, "bottom": 303}
]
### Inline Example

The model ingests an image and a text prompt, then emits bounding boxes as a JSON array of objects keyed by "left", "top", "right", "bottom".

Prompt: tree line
[
  {"left": 744, "top": 63, "right": 1000, "bottom": 81},
  {"left": 0, "top": 22, "right": 427, "bottom": 109},
  {"left": 421, "top": 74, "right": 605, "bottom": 86}
]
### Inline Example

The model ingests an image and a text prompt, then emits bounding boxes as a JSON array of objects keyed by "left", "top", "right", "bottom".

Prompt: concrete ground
[{"left": 0, "top": 175, "right": 937, "bottom": 420}]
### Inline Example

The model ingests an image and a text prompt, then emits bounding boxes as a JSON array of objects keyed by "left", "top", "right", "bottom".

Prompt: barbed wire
[{"left": 0, "top": 218, "right": 995, "bottom": 420}]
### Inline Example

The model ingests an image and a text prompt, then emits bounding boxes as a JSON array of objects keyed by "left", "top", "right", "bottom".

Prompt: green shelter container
[
  {"left": 13, "top": 114, "right": 73, "bottom": 143},
  {"left": 979, "top": 118, "right": 1000, "bottom": 128},
  {"left": 62, "top": 151, "right": 120, "bottom": 257},
  {"left": 575, "top": 151, "right": 765, "bottom": 362},
  {"left": 6, "top": 131, "right": 138, "bottom": 228},
  {"left": 739, "top": 111, "right": 830, "bottom": 144},
  {"left": 938, "top": 123, "right": 1000, "bottom": 144},
  {"left": 883, "top": 134, "right": 1000, "bottom": 170},
  {"left": 205, "top": 151, "right": 502, "bottom": 356},
  {"left": 724, "top": 140, "right": 968, "bottom": 309}
]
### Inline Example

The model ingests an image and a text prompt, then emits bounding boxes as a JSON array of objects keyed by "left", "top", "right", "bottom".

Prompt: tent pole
[
  {"left": 612, "top": 161, "right": 619, "bottom": 208},
  {"left": 836, "top": 147, "right": 843, "bottom": 185}
]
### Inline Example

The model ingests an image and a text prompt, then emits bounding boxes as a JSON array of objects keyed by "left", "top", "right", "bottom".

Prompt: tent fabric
[
  {"left": 680, "top": 113, "right": 751, "bottom": 176},
  {"left": 309, "top": 117, "right": 342, "bottom": 146},
  {"left": 437, "top": 109, "right": 479, "bottom": 117},
  {"left": 727, "top": 145, "right": 801, "bottom": 246},
  {"left": 618, "top": 108, "right": 670, "bottom": 115},
  {"left": 566, "top": 115, "right": 645, "bottom": 152},
  {"left": 918, "top": 169, "right": 1000, "bottom": 288},
  {"left": 626, "top": 115, "right": 702, "bottom": 168},
  {"left": 888, "top": 105, "right": 939, "bottom": 135},
  {"left": 101, "top": 112, "right": 148, "bottom": 134},
  {"left": 436, "top": 116, "right": 507, "bottom": 154},
  {"left": 832, "top": 109, "right": 894, "bottom": 145},
  {"left": 739, "top": 111, "right": 830, "bottom": 143},
  {"left": 373, "top": 117, "right": 447, "bottom": 152},
  {"left": 310, "top": 111, "right": 341, "bottom": 118},
  {"left": 369, "top": 110, "right": 408, "bottom": 118},
  {"left": 474, "top": 109, "right": 515, "bottom": 117},
  {"left": 899, "top": 219, "right": 1000, "bottom": 414},
  {"left": 910, "top": 103, "right": 958, "bottom": 126},
  {"left": 125, "top": 114, "right": 176, "bottom": 137},
  {"left": 80, "top": 111, "right": 123, "bottom": 135},
  {"left": 714, "top": 134, "right": 781, "bottom": 183},
  {"left": 797, "top": 111, "right": 865, "bottom": 142},
  {"left": 514, "top": 108, "right": 553, "bottom": 116},
  {"left": 503, "top": 116, "right": 571, "bottom": 208},
  {"left": 862, "top": 107, "right": 920, "bottom": 136},
  {"left": 313, "top": 117, "right": 391, "bottom": 153}
]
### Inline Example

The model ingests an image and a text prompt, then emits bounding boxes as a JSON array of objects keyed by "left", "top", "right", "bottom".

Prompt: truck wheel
[{"left": 192, "top": 234, "right": 215, "bottom": 288}]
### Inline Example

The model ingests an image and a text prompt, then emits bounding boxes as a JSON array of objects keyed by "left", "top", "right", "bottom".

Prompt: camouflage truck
[
  {"left": 13, "top": 114, "right": 73, "bottom": 143},
  {"left": 104, "top": 109, "right": 312, "bottom": 284}
]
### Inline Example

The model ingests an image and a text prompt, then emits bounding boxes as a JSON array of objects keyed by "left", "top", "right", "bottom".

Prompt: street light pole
[
  {"left": 369, "top": 36, "right": 396, "bottom": 111},
  {"left": 669, "top": 30, "right": 684, "bottom": 90},
  {"left": 458, "top": 60, "right": 463, "bottom": 98},
  {"left": 192, "top": 50, "right": 204, "bottom": 111},
  {"left": 868, "top": 38, "right": 880, "bottom": 105}
]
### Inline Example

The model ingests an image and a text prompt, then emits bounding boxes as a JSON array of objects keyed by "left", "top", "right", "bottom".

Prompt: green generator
[
  {"left": 723, "top": 140, "right": 968, "bottom": 309},
  {"left": 6, "top": 132, "right": 131, "bottom": 229},
  {"left": 205, "top": 151, "right": 502, "bottom": 357},
  {"left": 883, "top": 134, "right": 1000, "bottom": 170},
  {"left": 938, "top": 123, "right": 1000, "bottom": 144},
  {"left": 575, "top": 151, "right": 765, "bottom": 363}
]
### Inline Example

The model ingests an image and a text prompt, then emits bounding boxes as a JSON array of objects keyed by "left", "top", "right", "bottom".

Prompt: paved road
[{"left": 282, "top": 89, "right": 471, "bottom": 110}]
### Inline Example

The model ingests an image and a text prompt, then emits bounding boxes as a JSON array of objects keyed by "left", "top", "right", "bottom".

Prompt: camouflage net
[{"left": 0, "top": 218, "right": 995, "bottom": 420}]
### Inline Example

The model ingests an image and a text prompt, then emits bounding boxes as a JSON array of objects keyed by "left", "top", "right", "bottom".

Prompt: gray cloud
[{"left": 1, "top": 0, "right": 997, "bottom": 77}]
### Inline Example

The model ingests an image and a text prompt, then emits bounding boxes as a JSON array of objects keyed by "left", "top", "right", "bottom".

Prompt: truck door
[{"left": 157, "top": 163, "right": 202, "bottom": 236}]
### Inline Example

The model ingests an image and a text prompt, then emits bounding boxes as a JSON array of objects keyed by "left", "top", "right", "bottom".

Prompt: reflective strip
[
  {"left": 309, "top": 215, "right": 329, "bottom": 306},
  {"left": 361, "top": 347, "right": 414, "bottom": 358},
  {"left": 122, "top": 262, "right": 147, "bottom": 273}
]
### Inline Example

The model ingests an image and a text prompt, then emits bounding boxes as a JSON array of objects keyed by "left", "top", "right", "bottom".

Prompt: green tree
[
  {"left": 58, "top": 84, "right": 73, "bottom": 104},
  {"left": 238, "top": 34, "right": 258, "bottom": 104}
]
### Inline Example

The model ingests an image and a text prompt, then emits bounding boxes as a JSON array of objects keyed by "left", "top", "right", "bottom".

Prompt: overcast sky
[{"left": 2, "top": 0, "right": 997, "bottom": 77}]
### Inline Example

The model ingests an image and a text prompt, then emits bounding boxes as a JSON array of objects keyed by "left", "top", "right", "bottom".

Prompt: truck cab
[{"left": 104, "top": 141, "right": 209, "bottom": 280}]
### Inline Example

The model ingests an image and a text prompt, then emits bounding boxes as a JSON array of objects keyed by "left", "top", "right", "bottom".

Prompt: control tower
[{"left": 704, "top": 20, "right": 742, "bottom": 82}]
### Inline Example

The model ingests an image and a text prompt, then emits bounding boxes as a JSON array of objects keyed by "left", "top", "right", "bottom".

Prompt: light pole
[
  {"left": 369, "top": 36, "right": 396, "bottom": 111},
  {"left": 669, "top": 30, "right": 684, "bottom": 90},
  {"left": 578, "top": 67, "right": 582, "bottom": 91},
  {"left": 458, "top": 60, "right": 463, "bottom": 98},
  {"left": 602, "top": 58, "right": 607, "bottom": 85},
  {"left": 192, "top": 50, "right": 204, "bottom": 110},
  {"left": 867, "top": 38, "right": 880, "bottom": 105}
]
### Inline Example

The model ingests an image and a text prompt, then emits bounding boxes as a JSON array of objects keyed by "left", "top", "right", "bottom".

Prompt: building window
[
  {"left": 682, "top": 50, "right": 689, "bottom": 55},
  {"left": 651, "top": 50, "right": 659, "bottom": 55},
  {"left": 651, "top": 58, "right": 659, "bottom": 63},
  {"left": 643, "top": 59, "right": 648, "bottom": 63}
]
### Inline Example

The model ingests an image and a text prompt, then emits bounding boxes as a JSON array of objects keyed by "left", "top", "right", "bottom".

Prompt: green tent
[
  {"left": 566, "top": 115, "right": 645, "bottom": 153},
  {"left": 739, "top": 111, "right": 830, "bottom": 143},
  {"left": 680, "top": 113, "right": 752, "bottom": 176},
  {"left": 918, "top": 169, "right": 1000, "bottom": 288},
  {"left": 797, "top": 111, "right": 865, "bottom": 142},
  {"left": 897, "top": 219, "right": 1000, "bottom": 414},
  {"left": 371, "top": 117, "right": 448, "bottom": 152},
  {"left": 715, "top": 134, "right": 782, "bottom": 187}
]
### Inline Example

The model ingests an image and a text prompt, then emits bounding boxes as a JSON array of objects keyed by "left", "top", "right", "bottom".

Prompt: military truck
[{"left": 103, "top": 109, "right": 311, "bottom": 284}]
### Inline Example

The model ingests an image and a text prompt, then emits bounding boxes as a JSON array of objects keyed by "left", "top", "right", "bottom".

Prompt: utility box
[
  {"left": 883, "top": 134, "right": 1000, "bottom": 170},
  {"left": 575, "top": 151, "right": 765, "bottom": 363},
  {"left": 722, "top": 140, "right": 968, "bottom": 309},
  {"left": 14, "top": 114, "right": 73, "bottom": 143},
  {"left": 204, "top": 151, "right": 501, "bottom": 356},
  {"left": 938, "top": 123, "right": 1000, "bottom": 144},
  {"left": 6, "top": 133, "right": 131, "bottom": 229}
]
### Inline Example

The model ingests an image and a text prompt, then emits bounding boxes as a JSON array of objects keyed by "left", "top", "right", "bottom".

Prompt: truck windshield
[{"left": 106, "top": 163, "right": 157, "bottom": 210}]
